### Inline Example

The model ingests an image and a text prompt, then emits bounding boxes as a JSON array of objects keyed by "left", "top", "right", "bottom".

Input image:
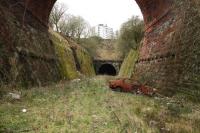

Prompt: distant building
[{"left": 94, "top": 24, "right": 114, "bottom": 39}]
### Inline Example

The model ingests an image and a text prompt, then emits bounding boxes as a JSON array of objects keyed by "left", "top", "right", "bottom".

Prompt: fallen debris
[
  {"left": 8, "top": 92, "right": 21, "bottom": 100},
  {"left": 22, "top": 109, "right": 27, "bottom": 113}
]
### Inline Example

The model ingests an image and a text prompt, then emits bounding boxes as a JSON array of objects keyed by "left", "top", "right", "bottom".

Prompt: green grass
[{"left": 0, "top": 76, "right": 200, "bottom": 133}]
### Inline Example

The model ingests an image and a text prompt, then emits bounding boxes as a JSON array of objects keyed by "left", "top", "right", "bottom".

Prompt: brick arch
[
  {"left": 21, "top": 0, "right": 200, "bottom": 94},
  {"left": 22, "top": 0, "right": 56, "bottom": 25},
  {"left": 25, "top": 0, "right": 176, "bottom": 66},
  {"left": 1, "top": 0, "right": 199, "bottom": 97},
  {"left": 27, "top": 0, "right": 175, "bottom": 61},
  {"left": 25, "top": 0, "right": 173, "bottom": 29}
]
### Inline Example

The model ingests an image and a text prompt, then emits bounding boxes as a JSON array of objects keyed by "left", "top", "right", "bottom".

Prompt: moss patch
[
  {"left": 118, "top": 49, "right": 138, "bottom": 78},
  {"left": 49, "top": 31, "right": 79, "bottom": 80},
  {"left": 49, "top": 31, "right": 95, "bottom": 79},
  {"left": 75, "top": 47, "right": 95, "bottom": 77}
]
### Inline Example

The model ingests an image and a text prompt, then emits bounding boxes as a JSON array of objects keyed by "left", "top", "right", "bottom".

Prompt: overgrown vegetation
[
  {"left": 50, "top": 31, "right": 79, "bottom": 80},
  {"left": 79, "top": 36, "right": 103, "bottom": 57},
  {"left": 49, "top": 2, "right": 68, "bottom": 32},
  {"left": 79, "top": 37, "right": 122, "bottom": 60},
  {"left": 117, "top": 16, "right": 144, "bottom": 57},
  {"left": 75, "top": 47, "right": 96, "bottom": 76},
  {"left": 118, "top": 49, "right": 139, "bottom": 78},
  {"left": 1, "top": 76, "right": 200, "bottom": 132},
  {"left": 49, "top": 2, "right": 92, "bottom": 42},
  {"left": 0, "top": 40, "right": 8, "bottom": 83},
  {"left": 167, "top": 0, "right": 200, "bottom": 101},
  {"left": 49, "top": 30, "right": 96, "bottom": 80}
]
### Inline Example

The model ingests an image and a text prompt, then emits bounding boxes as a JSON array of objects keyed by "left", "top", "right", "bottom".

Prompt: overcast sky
[{"left": 58, "top": 0, "right": 142, "bottom": 31}]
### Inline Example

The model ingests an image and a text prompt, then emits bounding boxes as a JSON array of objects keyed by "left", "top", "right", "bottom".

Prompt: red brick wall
[
  {"left": 134, "top": 1, "right": 179, "bottom": 93},
  {"left": 134, "top": 0, "right": 200, "bottom": 100},
  {"left": 135, "top": 0, "right": 175, "bottom": 60}
]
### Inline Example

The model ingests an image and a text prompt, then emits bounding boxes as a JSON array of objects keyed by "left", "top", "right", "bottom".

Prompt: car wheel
[{"left": 115, "top": 87, "right": 121, "bottom": 92}]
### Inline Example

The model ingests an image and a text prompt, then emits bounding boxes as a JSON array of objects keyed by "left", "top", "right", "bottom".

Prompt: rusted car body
[
  {"left": 109, "top": 78, "right": 156, "bottom": 96},
  {"left": 109, "top": 78, "right": 139, "bottom": 92}
]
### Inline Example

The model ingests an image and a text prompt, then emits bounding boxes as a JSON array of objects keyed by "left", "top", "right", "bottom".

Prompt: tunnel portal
[{"left": 98, "top": 64, "right": 117, "bottom": 76}]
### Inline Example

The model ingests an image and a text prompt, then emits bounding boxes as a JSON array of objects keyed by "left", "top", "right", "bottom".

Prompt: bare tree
[
  {"left": 49, "top": 2, "right": 68, "bottom": 32},
  {"left": 82, "top": 24, "right": 94, "bottom": 38},
  {"left": 59, "top": 14, "right": 71, "bottom": 36},
  {"left": 59, "top": 15, "right": 88, "bottom": 41},
  {"left": 75, "top": 16, "right": 87, "bottom": 42}
]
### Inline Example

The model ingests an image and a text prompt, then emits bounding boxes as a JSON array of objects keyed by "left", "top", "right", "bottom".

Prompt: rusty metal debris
[{"left": 109, "top": 78, "right": 157, "bottom": 96}]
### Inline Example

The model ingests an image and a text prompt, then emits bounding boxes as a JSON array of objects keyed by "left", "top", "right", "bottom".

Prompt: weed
[{"left": 0, "top": 76, "right": 200, "bottom": 132}]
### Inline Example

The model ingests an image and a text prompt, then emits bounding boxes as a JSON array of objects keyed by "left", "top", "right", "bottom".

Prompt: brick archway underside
[{"left": 20, "top": 0, "right": 56, "bottom": 25}]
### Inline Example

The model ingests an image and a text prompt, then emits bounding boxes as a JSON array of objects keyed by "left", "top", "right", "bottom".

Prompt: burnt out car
[
  {"left": 109, "top": 78, "right": 140, "bottom": 93},
  {"left": 109, "top": 78, "right": 156, "bottom": 96}
]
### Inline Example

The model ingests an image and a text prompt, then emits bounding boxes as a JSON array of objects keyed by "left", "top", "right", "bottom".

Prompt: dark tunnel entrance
[{"left": 98, "top": 64, "right": 117, "bottom": 76}]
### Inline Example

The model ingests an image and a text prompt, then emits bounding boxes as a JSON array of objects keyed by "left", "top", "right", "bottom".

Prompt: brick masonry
[
  {"left": 22, "top": 0, "right": 56, "bottom": 25},
  {"left": 134, "top": 0, "right": 200, "bottom": 100},
  {"left": 0, "top": 0, "right": 199, "bottom": 99},
  {"left": 0, "top": 0, "right": 60, "bottom": 87}
]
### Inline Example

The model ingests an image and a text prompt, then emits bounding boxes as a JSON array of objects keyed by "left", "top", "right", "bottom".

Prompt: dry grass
[{"left": 0, "top": 76, "right": 200, "bottom": 133}]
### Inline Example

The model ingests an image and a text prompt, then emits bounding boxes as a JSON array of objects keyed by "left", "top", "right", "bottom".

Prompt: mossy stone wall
[
  {"left": 74, "top": 47, "right": 96, "bottom": 77},
  {"left": 118, "top": 50, "right": 138, "bottom": 78},
  {"left": 0, "top": 0, "right": 95, "bottom": 87},
  {"left": 49, "top": 32, "right": 79, "bottom": 80},
  {"left": 0, "top": 0, "right": 61, "bottom": 87}
]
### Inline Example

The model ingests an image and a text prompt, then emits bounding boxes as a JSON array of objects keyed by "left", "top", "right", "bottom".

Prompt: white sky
[{"left": 58, "top": 0, "right": 143, "bottom": 31}]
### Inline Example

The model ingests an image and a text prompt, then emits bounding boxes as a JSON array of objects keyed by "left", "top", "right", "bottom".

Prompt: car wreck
[{"left": 109, "top": 78, "right": 157, "bottom": 96}]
